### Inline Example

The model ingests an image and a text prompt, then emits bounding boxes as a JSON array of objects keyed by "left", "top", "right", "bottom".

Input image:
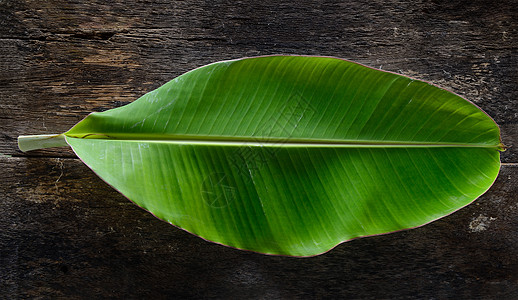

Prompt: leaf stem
[{"left": 18, "top": 134, "right": 68, "bottom": 152}]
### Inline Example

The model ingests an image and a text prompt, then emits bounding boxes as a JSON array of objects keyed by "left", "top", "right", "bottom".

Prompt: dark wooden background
[{"left": 1, "top": 0, "right": 517, "bottom": 298}]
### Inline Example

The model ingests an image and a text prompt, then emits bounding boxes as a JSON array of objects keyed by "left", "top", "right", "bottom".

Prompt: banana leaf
[{"left": 18, "top": 56, "right": 503, "bottom": 256}]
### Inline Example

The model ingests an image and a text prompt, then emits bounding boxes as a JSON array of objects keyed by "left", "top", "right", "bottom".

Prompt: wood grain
[
  {"left": 2, "top": 0, "right": 517, "bottom": 161},
  {"left": 1, "top": 157, "right": 517, "bottom": 298},
  {"left": 1, "top": 0, "right": 517, "bottom": 298}
]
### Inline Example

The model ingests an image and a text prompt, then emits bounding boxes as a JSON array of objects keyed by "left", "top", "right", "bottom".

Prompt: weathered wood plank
[
  {"left": 1, "top": 0, "right": 517, "bottom": 298},
  {"left": 1, "top": 0, "right": 516, "bottom": 160},
  {"left": 1, "top": 157, "right": 517, "bottom": 298}
]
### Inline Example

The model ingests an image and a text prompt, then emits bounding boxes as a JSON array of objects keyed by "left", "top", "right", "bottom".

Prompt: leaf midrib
[{"left": 65, "top": 133, "right": 502, "bottom": 149}]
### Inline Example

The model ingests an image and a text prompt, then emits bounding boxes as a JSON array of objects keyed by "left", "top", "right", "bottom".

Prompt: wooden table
[{"left": 1, "top": 0, "right": 517, "bottom": 298}]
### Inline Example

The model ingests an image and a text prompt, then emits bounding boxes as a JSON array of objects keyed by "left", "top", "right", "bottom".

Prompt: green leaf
[{"left": 19, "top": 56, "right": 503, "bottom": 256}]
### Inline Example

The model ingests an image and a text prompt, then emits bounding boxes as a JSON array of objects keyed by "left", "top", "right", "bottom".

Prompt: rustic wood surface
[{"left": 1, "top": 0, "right": 516, "bottom": 298}]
